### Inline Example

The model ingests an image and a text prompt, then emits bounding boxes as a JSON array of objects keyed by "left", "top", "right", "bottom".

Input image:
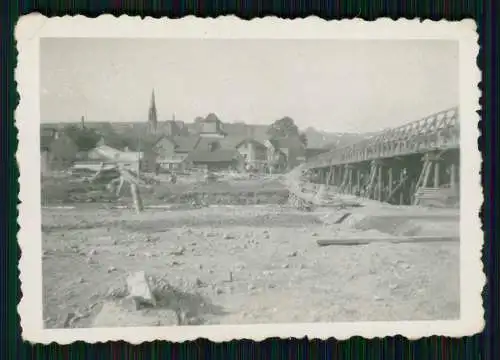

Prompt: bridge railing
[{"left": 306, "top": 107, "right": 459, "bottom": 168}]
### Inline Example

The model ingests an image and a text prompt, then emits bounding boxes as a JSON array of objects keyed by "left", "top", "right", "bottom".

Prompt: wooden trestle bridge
[{"left": 288, "top": 107, "right": 460, "bottom": 207}]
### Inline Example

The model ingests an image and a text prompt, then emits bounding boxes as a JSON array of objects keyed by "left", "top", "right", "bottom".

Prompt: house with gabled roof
[
  {"left": 264, "top": 136, "right": 307, "bottom": 171},
  {"left": 198, "top": 113, "right": 227, "bottom": 138},
  {"left": 40, "top": 127, "right": 79, "bottom": 174},
  {"left": 185, "top": 148, "right": 243, "bottom": 171},
  {"left": 151, "top": 134, "right": 201, "bottom": 171},
  {"left": 235, "top": 138, "right": 268, "bottom": 171}
]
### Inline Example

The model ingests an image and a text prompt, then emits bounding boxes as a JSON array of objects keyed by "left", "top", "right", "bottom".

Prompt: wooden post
[
  {"left": 377, "top": 164, "right": 383, "bottom": 201},
  {"left": 421, "top": 160, "right": 432, "bottom": 189},
  {"left": 130, "top": 183, "right": 144, "bottom": 213},
  {"left": 331, "top": 166, "right": 336, "bottom": 186},
  {"left": 348, "top": 167, "right": 353, "bottom": 194},
  {"left": 116, "top": 176, "right": 125, "bottom": 196},
  {"left": 433, "top": 160, "right": 440, "bottom": 188},
  {"left": 356, "top": 169, "right": 361, "bottom": 195},
  {"left": 399, "top": 169, "right": 405, "bottom": 205},
  {"left": 450, "top": 163, "right": 457, "bottom": 191},
  {"left": 387, "top": 167, "right": 393, "bottom": 202}
]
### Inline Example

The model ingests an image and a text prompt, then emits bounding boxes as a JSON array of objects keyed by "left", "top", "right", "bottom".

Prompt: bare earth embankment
[{"left": 41, "top": 175, "right": 460, "bottom": 328}]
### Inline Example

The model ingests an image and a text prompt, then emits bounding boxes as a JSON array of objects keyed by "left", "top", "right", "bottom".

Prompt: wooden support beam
[
  {"left": 434, "top": 161, "right": 440, "bottom": 188},
  {"left": 356, "top": 169, "right": 361, "bottom": 196},
  {"left": 317, "top": 235, "right": 459, "bottom": 247},
  {"left": 387, "top": 167, "right": 393, "bottom": 202},
  {"left": 422, "top": 160, "right": 432, "bottom": 189},
  {"left": 399, "top": 169, "right": 405, "bottom": 205},
  {"left": 348, "top": 167, "right": 353, "bottom": 194},
  {"left": 326, "top": 165, "right": 333, "bottom": 186},
  {"left": 387, "top": 173, "right": 408, "bottom": 203},
  {"left": 130, "top": 183, "right": 144, "bottom": 213},
  {"left": 377, "top": 164, "right": 383, "bottom": 201},
  {"left": 450, "top": 163, "right": 457, "bottom": 191},
  {"left": 366, "top": 163, "right": 377, "bottom": 199}
]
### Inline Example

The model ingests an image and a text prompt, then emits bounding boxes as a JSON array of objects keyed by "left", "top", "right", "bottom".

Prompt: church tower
[{"left": 147, "top": 89, "right": 158, "bottom": 134}]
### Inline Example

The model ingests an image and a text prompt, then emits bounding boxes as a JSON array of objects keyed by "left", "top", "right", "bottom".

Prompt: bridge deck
[{"left": 307, "top": 107, "right": 459, "bottom": 168}]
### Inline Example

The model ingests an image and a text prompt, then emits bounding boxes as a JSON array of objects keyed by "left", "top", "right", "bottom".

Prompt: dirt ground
[{"left": 42, "top": 201, "right": 460, "bottom": 328}]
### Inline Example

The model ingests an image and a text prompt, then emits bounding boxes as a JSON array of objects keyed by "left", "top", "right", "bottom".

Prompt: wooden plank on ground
[{"left": 316, "top": 235, "right": 459, "bottom": 247}]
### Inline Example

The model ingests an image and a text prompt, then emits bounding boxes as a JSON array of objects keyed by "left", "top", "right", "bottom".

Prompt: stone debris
[
  {"left": 92, "top": 301, "right": 178, "bottom": 327},
  {"left": 170, "top": 246, "right": 185, "bottom": 256},
  {"left": 234, "top": 263, "right": 246, "bottom": 271},
  {"left": 195, "top": 278, "right": 206, "bottom": 288},
  {"left": 62, "top": 312, "right": 75, "bottom": 328},
  {"left": 126, "top": 271, "right": 156, "bottom": 309},
  {"left": 247, "top": 284, "right": 256, "bottom": 291},
  {"left": 107, "top": 266, "right": 117, "bottom": 273},
  {"left": 223, "top": 233, "right": 235, "bottom": 240},
  {"left": 287, "top": 251, "right": 298, "bottom": 257},
  {"left": 88, "top": 249, "right": 98, "bottom": 256},
  {"left": 282, "top": 263, "right": 290, "bottom": 269},
  {"left": 107, "top": 283, "right": 128, "bottom": 298}
]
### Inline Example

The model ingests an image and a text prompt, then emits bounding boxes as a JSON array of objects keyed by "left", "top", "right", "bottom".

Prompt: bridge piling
[{"left": 296, "top": 107, "right": 459, "bottom": 208}]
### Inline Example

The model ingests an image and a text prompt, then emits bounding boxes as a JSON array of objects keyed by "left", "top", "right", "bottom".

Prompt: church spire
[{"left": 147, "top": 89, "right": 158, "bottom": 134}]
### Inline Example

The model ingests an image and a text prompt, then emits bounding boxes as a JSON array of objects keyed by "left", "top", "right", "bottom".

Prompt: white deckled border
[{"left": 15, "top": 14, "right": 483, "bottom": 344}]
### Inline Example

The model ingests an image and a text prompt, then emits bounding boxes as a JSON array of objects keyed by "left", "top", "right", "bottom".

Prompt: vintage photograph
[{"left": 17, "top": 16, "right": 482, "bottom": 343}]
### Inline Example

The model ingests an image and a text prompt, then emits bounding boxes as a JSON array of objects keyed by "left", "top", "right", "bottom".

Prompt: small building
[
  {"left": 185, "top": 148, "right": 243, "bottom": 171},
  {"left": 265, "top": 137, "right": 307, "bottom": 171},
  {"left": 198, "top": 113, "right": 227, "bottom": 138},
  {"left": 40, "top": 128, "right": 79, "bottom": 173},
  {"left": 88, "top": 145, "right": 143, "bottom": 171},
  {"left": 235, "top": 139, "right": 268, "bottom": 171},
  {"left": 151, "top": 135, "right": 200, "bottom": 171}
]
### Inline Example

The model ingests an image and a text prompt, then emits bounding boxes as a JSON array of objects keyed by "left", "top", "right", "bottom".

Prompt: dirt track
[{"left": 42, "top": 204, "right": 460, "bottom": 328}]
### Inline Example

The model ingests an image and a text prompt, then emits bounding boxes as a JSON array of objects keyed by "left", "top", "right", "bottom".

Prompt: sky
[{"left": 40, "top": 38, "right": 458, "bottom": 133}]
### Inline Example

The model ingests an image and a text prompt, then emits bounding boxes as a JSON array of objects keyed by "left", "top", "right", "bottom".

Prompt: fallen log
[{"left": 316, "top": 235, "right": 459, "bottom": 246}]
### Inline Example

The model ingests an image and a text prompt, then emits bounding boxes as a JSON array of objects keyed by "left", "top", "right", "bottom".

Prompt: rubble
[
  {"left": 126, "top": 271, "right": 156, "bottom": 309},
  {"left": 92, "top": 301, "right": 179, "bottom": 327}
]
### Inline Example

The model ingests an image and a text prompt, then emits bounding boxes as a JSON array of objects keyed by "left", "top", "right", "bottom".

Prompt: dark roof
[
  {"left": 186, "top": 149, "right": 241, "bottom": 163},
  {"left": 268, "top": 137, "right": 304, "bottom": 150},
  {"left": 40, "top": 128, "right": 59, "bottom": 150},
  {"left": 235, "top": 138, "right": 267, "bottom": 149},
  {"left": 41, "top": 136, "right": 55, "bottom": 150},
  {"left": 306, "top": 148, "right": 329, "bottom": 158},
  {"left": 153, "top": 135, "right": 200, "bottom": 153},
  {"left": 219, "top": 135, "right": 248, "bottom": 149},
  {"left": 172, "top": 135, "right": 200, "bottom": 152},
  {"left": 194, "top": 135, "right": 268, "bottom": 151},
  {"left": 203, "top": 113, "right": 222, "bottom": 123}
]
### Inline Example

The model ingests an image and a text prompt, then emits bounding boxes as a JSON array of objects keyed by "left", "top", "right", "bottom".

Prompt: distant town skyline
[{"left": 41, "top": 38, "right": 458, "bottom": 133}]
